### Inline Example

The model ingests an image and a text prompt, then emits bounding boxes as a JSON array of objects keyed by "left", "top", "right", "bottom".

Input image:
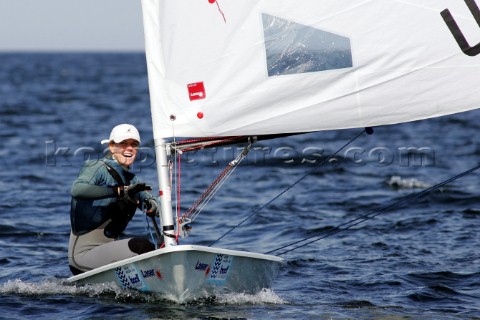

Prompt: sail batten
[{"left": 142, "top": 0, "right": 480, "bottom": 139}]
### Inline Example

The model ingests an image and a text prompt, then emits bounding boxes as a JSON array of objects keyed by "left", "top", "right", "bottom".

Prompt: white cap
[{"left": 101, "top": 124, "right": 141, "bottom": 144}]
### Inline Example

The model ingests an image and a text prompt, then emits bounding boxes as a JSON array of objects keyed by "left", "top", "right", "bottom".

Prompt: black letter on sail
[{"left": 441, "top": 0, "right": 480, "bottom": 56}]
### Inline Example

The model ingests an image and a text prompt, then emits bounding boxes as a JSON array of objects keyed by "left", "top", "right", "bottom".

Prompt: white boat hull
[{"left": 67, "top": 245, "right": 284, "bottom": 302}]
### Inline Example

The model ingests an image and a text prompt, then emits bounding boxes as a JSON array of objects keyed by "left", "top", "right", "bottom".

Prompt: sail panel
[{"left": 142, "top": 0, "right": 480, "bottom": 138}]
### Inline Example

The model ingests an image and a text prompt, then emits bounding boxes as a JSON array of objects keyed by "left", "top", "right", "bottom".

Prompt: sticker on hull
[
  {"left": 207, "top": 254, "right": 233, "bottom": 284},
  {"left": 114, "top": 264, "right": 150, "bottom": 291}
]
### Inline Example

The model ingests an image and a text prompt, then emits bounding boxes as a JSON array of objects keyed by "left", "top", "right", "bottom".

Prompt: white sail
[{"left": 142, "top": 0, "right": 480, "bottom": 138}]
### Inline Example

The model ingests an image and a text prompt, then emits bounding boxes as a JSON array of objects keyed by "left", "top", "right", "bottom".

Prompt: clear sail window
[{"left": 262, "top": 14, "right": 353, "bottom": 77}]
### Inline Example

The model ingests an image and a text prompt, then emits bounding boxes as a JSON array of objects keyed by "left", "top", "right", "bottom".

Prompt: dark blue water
[{"left": 1, "top": 53, "right": 479, "bottom": 319}]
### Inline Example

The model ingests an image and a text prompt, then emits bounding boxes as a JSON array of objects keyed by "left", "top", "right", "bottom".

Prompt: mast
[{"left": 154, "top": 137, "right": 176, "bottom": 246}]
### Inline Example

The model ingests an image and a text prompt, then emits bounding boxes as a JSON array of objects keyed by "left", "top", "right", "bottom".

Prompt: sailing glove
[
  {"left": 120, "top": 183, "right": 151, "bottom": 203},
  {"left": 143, "top": 198, "right": 159, "bottom": 217}
]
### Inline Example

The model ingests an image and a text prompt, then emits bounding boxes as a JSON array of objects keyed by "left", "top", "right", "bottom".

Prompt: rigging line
[
  {"left": 208, "top": 128, "right": 370, "bottom": 247},
  {"left": 144, "top": 213, "right": 157, "bottom": 249},
  {"left": 182, "top": 143, "right": 252, "bottom": 224},
  {"left": 268, "top": 162, "right": 480, "bottom": 256},
  {"left": 189, "top": 166, "right": 236, "bottom": 221},
  {"left": 170, "top": 115, "right": 180, "bottom": 228},
  {"left": 177, "top": 152, "right": 181, "bottom": 217}
]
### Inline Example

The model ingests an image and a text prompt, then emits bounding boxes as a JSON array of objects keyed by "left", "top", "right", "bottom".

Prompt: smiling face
[{"left": 109, "top": 139, "right": 140, "bottom": 167}]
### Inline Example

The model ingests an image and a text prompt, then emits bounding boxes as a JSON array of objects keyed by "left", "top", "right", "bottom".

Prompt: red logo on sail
[{"left": 188, "top": 82, "right": 206, "bottom": 101}]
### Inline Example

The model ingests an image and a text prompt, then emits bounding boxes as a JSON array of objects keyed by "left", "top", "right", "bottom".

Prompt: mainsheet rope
[
  {"left": 144, "top": 213, "right": 157, "bottom": 249},
  {"left": 266, "top": 162, "right": 480, "bottom": 256},
  {"left": 208, "top": 128, "right": 371, "bottom": 247}
]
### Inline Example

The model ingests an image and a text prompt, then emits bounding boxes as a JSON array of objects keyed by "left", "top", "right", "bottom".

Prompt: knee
[
  {"left": 69, "top": 265, "right": 85, "bottom": 275},
  {"left": 128, "top": 238, "right": 155, "bottom": 255}
]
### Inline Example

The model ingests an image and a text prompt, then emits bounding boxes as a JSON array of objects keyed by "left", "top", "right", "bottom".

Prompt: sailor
[{"left": 68, "top": 124, "right": 159, "bottom": 275}]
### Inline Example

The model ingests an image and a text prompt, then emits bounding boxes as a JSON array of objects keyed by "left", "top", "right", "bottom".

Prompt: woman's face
[{"left": 109, "top": 139, "right": 140, "bottom": 167}]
